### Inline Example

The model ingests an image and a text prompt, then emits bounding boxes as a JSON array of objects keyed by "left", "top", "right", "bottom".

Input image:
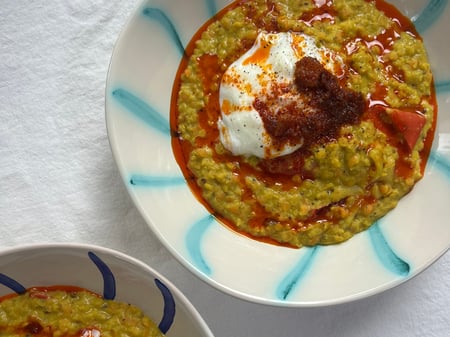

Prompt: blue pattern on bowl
[
  {"left": 412, "top": 0, "right": 448, "bottom": 33},
  {"left": 368, "top": 223, "right": 410, "bottom": 276},
  {"left": 154, "top": 278, "right": 176, "bottom": 334},
  {"left": 0, "top": 273, "right": 26, "bottom": 295},
  {"left": 436, "top": 80, "right": 450, "bottom": 94},
  {"left": 130, "top": 174, "right": 186, "bottom": 187},
  {"left": 142, "top": 7, "right": 185, "bottom": 56},
  {"left": 276, "top": 247, "right": 319, "bottom": 300},
  {"left": 186, "top": 215, "right": 214, "bottom": 276},
  {"left": 112, "top": 88, "right": 170, "bottom": 135},
  {"left": 430, "top": 151, "right": 450, "bottom": 179},
  {"left": 88, "top": 251, "right": 116, "bottom": 300}
]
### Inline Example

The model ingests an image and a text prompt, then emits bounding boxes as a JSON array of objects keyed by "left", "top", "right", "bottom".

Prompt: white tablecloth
[{"left": 1, "top": 1, "right": 449, "bottom": 336}]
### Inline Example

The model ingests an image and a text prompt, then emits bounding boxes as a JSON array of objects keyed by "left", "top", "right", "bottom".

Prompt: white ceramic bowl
[
  {"left": 105, "top": 0, "right": 450, "bottom": 306},
  {"left": 0, "top": 243, "right": 214, "bottom": 337}
]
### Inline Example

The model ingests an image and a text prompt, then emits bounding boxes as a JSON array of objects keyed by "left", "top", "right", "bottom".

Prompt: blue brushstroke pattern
[
  {"left": 276, "top": 246, "right": 319, "bottom": 300},
  {"left": 186, "top": 214, "right": 214, "bottom": 275},
  {"left": 88, "top": 251, "right": 116, "bottom": 300},
  {"left": 142, "top": 7, "right": 185, "bottom": 56},
  {"left": 205, "top": 0, "right": 218, "bottom": 16},
  {"left": 430, "top": 151, "right": 450, "bottom": 179},
  {"left": 412, "top": 0, "right": 448, "bottom": 34},
  {"left": 435, "top": 80, "right": 450, "bottom": 94},
  {"left": 112, "top": 88, "right": 170, "bottom": 136},
  {"left": 155, "top": 278, "right": 176, "bottom": 334},
  {"left": 368, "top": 222, "right": 410, "bottom": 276},
  {"left": 130, "top": 174, "right": 185, "bottom": 187},
  {"left": 0, "top": 273, "right": 26, "bottom": 294}
]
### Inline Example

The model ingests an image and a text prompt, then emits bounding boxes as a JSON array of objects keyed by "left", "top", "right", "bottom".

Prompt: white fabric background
[{"left": 1, "top": 1, "right": 449, "bottom": 336}]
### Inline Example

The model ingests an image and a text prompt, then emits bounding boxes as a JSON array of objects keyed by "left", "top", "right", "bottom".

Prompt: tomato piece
[{"left": 389, "top": 109, "right": 426, "bottom": 150}]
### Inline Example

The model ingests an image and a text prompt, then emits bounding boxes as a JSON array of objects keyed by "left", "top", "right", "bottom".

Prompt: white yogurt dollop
[{"left": 218, "top": 31, "right": 343, "bottom": 159}]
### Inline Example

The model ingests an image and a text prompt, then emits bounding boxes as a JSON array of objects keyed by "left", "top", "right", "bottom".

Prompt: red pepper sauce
[{"left": 170, "top": 0, "right": 437, "bottom": 246}]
